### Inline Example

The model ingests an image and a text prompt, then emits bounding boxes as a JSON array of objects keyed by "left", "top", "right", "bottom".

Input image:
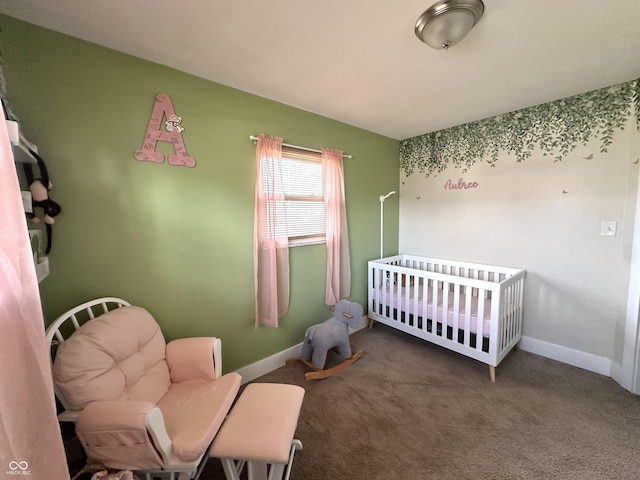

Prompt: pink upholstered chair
[{"left": 45, "top": 297, "right": 241, "bottom": 480}]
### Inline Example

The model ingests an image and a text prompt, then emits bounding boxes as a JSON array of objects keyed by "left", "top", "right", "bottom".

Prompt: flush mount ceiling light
[{"left": 415, "top": 0, "right": 484, "bottom": 50}]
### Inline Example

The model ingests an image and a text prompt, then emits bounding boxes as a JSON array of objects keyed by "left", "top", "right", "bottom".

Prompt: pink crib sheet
[{"left": 371, "top": 285, "right": 491, "bottom": 337}]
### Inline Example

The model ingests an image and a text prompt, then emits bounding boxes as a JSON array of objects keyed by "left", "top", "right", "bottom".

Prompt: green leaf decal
[{"left": 400, "top": 79, "right": 639, "bottom": 177}]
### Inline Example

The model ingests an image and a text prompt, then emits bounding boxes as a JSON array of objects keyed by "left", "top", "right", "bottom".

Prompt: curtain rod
[{"left": 249, "top": 135, "right": 352, "bottom": 159}]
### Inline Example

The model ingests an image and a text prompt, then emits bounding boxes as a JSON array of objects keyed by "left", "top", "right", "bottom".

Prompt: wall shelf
[{"left": 7, "top": 119, "right": 37, "bottom": 163}]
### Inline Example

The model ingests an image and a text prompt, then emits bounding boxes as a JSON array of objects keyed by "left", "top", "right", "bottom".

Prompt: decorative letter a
[{"left": 135, "top": 92, "right": 196, "bottom": 167}]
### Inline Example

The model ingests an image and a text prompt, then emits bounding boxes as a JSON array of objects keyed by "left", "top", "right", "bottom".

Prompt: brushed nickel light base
[{"left": 415, "top": 0, "right": 484, "bottom": 50}]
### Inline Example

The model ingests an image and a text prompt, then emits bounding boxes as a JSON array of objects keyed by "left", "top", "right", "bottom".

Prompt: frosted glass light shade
[{"left": 415, "top": 0, "right": 484, "bottom": 50}]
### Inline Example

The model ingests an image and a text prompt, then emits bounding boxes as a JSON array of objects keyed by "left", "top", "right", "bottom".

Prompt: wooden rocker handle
[
  {"left": 285, "top": 351, "right": 365, "bottom": 381},
  {"left": 328, "top": 306, "right": 353, "bottom": 318}
]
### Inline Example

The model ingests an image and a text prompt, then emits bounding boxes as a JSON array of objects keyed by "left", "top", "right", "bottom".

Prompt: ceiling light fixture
[{"left": 415, "top": 0, "right": 484, "bottom": 50}]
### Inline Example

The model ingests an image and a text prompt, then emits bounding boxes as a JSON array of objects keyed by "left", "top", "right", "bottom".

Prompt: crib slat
[
  {"left": 505, "top": 284, "right": 515, "bottom": 348},
  {"left": 384, "top": 268, "right": 391, "bottom": 319},
  {"left": 403, "top": 273, "right": 411, "bottom": 325},
  {"left": 477, "top": 291, "right": 486, "bottom": 351},
  {"left": 464, "top": 286, "right": 472, "bottom": 346},
  {"left": 373, "top": 267, "right": 379, "bottom": 316},
  {"left": 393, "top": 270, "right": 399, "bottom": 321},
  {"left": 489, "top": 286, "right": 501, "bottom": 358},
  {"left": 442, "top": 280, "right": 449, "bottom": 338},
  {"left": 431, "top": 280, "right": 442, "bottom": 335},
  {"left": 411, "top": 273, "right": 419, "bottom": 329},
  {"left": 452, "top": 281, "right": 460, "bottom": 337},
  {"left": 509, "top": 282, "right": 519, "bottom": 346},
  {"left": 421, "top": 275, "right": 429, "bottom": 332},
  {"left": 377, "top": 267, "right": 383, "bottom": 317}
]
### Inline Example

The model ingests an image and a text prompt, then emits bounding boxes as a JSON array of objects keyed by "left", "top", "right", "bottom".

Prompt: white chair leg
[{"left": 283, "top": 439, "right": 303, "bottom": 480}]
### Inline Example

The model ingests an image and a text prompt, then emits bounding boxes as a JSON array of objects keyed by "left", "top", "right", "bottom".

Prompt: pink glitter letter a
[{"left": 135, "top": 92, "right": 196, "bottom": 167}]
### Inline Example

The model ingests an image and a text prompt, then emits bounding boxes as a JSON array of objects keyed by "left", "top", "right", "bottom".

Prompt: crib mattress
[{"left": 370, "top": 285, "right": 491, "bottom": 337}]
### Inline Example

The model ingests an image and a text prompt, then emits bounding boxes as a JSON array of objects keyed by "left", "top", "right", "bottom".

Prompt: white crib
[{"left": 368, "top": 255, "right": 525, "bottom": 382}]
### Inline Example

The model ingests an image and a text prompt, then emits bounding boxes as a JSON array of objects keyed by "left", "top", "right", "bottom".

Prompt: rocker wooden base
[{"left": 286, "top": 351, "right": 364, "bottom": 380}]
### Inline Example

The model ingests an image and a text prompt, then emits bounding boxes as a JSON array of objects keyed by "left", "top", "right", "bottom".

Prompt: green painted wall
[{"left": 1, "top": 16, "right": 399, "bottom": 372}]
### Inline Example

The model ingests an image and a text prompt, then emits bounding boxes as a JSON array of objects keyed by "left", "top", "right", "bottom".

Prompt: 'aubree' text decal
[{"left": 443, "top": 178, "right": 479, "bottom": 191}]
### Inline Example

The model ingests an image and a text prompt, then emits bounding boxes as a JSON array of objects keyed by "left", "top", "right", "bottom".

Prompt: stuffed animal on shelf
[
  {"left": 23, "top": 149, "right": 61, "bottom": 254},
  {"left": 286, "top": 299, "right": 364, "bottom": 380}
]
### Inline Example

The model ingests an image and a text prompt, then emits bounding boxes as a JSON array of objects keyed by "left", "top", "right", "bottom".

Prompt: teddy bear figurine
[{"left": 287, "top": 299, "right": 364, "bottom": 380}]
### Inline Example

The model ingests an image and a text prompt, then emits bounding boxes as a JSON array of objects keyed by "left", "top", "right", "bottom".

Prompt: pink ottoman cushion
[{"left": 210, "top": 383, "right": 304, "bottom": 464}]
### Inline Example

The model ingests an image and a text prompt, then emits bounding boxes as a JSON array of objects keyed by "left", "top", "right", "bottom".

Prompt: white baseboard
[
  {"left": 351, "top": 314, "right": 370, "bottom": 332},
  {"left": 235, "top": 315, "right": 369, "bottom": 384},
  {"left": 236, "top": 326, "right": 615, "bottom": 384},
  {"left": 235, "top": 342, "right": 303, "bottom": 385},
  {"left": 610, "top": 362, "right": 624, "bottom": 386},
  {"left": 519, "top": 335, "right": 612, "bottom": 377}
]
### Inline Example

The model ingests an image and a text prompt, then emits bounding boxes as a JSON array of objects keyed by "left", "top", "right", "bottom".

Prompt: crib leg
[{"left": 489, "top": 365, "right": 496, "bottom": 383}]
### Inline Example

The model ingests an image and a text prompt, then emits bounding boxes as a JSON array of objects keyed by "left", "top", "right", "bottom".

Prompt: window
[{"left": 261, "top": 147, "right": 325, "bottom": 246}]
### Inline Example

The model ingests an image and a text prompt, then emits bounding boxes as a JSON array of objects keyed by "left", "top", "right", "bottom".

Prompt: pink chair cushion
[
  {"left": 158, "top": 372, "right": 242, "bottom": 462},
  {"left": 53, "top": 306, "right": 171, "bottom": 411},
  {"left": 165, "top": 337, "right": 217, "bottom": 383}
]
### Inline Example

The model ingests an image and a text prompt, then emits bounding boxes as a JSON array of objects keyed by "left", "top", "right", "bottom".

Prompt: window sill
[{"left": 289, "top": 236, "right": 326, "bottom": 248}]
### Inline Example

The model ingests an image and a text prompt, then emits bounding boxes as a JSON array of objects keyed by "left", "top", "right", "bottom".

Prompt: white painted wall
[{"left": 399, "top": 124, "right": 640, "bottom": 369}]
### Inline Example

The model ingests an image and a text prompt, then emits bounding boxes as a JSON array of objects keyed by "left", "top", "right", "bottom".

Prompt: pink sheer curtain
[
  {"left": 0, "top": 114, "right": 69, "bottom": 478},
  {"left": 322, "top": 148, "right": 351, "bottom": 305},
  {"left": 253, "top": 134, "right": 289, "bottom": 327}
]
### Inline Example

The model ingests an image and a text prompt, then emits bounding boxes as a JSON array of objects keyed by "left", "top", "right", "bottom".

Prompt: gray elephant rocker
[{"left": 286, "top": 299, "right": 364, "bottom": 380}]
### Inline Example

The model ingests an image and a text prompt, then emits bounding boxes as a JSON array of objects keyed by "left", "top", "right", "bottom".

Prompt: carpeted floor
[{"left": 202, "top": 323, "right": 640, "bottom": 480}]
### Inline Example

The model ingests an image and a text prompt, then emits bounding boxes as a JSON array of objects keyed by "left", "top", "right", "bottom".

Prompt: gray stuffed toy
[{"left": 300, "top": 299, "right": 363, "bottom": 370}]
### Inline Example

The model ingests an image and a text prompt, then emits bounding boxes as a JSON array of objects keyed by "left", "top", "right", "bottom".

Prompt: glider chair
[{"left": 45, "top": 297, "right": 242, "bottom": 480}]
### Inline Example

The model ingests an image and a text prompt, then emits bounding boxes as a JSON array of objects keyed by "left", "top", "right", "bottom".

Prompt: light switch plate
[{"left": 601, "top": 221, "right": 617, "bottom": 237}]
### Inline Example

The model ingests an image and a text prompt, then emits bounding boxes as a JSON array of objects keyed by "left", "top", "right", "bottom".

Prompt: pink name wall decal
[
  {"left": 443, "top": 178, "right": 479, "bottom": 190},
  {"left": 135, "top": 92, "right": 196, "bottom": 168}
]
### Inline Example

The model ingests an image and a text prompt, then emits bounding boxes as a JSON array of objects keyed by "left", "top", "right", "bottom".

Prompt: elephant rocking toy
[{"left": 286, "top": 300, "right": 364, "bottom": 380}]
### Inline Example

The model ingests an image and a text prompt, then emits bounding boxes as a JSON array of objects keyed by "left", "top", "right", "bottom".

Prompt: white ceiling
[{"left": 1, "top": 0, "right": 639, "bottom": 140}]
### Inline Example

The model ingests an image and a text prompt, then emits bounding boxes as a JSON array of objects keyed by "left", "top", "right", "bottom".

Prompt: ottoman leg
[
  {"left": 242, "top": 439, "right": 303, "bottom": 480},
  {"left": 283, "top": 440, "right": 303, "bottom": 480},
  {"left": 220, "top": 458, "right": 244, "bottom": 480},
  {"left": 247, "top": 461, "right": 289, "bottom": 480}
]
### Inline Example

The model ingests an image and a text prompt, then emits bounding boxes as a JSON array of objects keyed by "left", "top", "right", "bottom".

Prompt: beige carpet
[{"left": 203, "top": 323, "right": 640, "bottom": 479}]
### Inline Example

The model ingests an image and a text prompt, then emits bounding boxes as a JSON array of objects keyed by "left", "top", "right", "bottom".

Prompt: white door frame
[{"left": 619, "top": 136, "right": 640, "bottom": 394}]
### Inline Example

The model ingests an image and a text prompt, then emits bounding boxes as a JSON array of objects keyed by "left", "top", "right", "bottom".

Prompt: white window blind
[{"left": 261, "top": 148, "right": 325, "bottom": 246}]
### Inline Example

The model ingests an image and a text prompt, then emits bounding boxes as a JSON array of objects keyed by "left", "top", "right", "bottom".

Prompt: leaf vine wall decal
[{"left": 400, "top": 78, "right": 640, "bottom": 178}]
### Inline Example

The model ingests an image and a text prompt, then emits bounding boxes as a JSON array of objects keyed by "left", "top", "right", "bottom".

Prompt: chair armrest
[
  {"left": 165, "top": 337, "right": 222, "bottom": 382},
  {"left": 76, "top": 400, "right": 172, "bottom": 470}
]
